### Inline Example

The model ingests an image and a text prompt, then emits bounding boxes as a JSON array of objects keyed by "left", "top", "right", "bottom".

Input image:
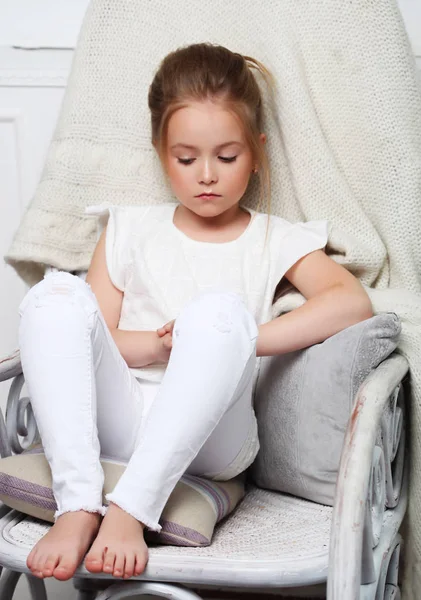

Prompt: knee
[
  {"left": 175, "top": 291, "right": 258, "bottom": 338},
  {"left": 18, "top": 271, "right": 96, "bottom": 318}
]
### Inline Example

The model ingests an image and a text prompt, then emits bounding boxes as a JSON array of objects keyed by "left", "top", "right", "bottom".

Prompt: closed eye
[
  {"left": 177, "top": 156, "right": 238, "bottom": 165},
  {"left": 219, "top": 156, "right": 237, "bottom": 163}
]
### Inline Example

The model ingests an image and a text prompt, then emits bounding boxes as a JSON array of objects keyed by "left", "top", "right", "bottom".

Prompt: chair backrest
[{"left": 5, "top": 0, "right": 421, "bottom": 295}]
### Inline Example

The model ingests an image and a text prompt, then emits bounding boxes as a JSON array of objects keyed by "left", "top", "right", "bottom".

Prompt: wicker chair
[
  {"left": 0, "top": 330, "right": 409, "bottom": 599},
  {"left": 0, "top": 0, "right": 414, "bottom": 596}
]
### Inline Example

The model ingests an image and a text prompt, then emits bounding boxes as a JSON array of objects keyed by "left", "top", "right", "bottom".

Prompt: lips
[{"left": 196, "top": 193, "right": 221, "bottom": 198}]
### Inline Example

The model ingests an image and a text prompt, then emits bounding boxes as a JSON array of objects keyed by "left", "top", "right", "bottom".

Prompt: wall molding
[
  {"left": 0, "top": 47, "right": 73, "bottom": 88},
  {"left": 0, "top": 68, "right": 69, "bottom": 88}
]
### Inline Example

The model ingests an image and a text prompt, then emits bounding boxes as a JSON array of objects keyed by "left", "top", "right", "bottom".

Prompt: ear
[{"left": 260, "top": 133, "right": 267, "bottom": 145}]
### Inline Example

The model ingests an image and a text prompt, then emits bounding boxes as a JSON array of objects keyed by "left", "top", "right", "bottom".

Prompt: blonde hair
[{"left": 148, "top": 42, "right": 275, "bottom": 216}]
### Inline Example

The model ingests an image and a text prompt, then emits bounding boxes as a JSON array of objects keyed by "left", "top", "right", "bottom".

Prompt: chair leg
[
  {"left": 73, "top": 575, "right": 105, "bottom": 600},
  {"left": 0, "top": 569, "right": 47, "bottom": 600},
  {"left": 25, "top": 574, "right": 48, "bottom": 600},
  {"left": 95, "top": 581, "right": 203, "bottom": 600},
  {"left": 0, "top": 570, "right": 20, "bottom": 600},
  {"left": 76, "top": 590, "right": 98, "bottom": 600}
]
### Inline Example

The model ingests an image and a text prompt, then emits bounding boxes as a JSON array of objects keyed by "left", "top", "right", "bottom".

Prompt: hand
[
  {"left": 156, "top": 320, "right": 175, "bottom": 338},
  {"left": 154, "top": 320, "right": 175, "bottom": 364},
  {"left": 153, "top": 331, "right": 173, "bottom": 364}
]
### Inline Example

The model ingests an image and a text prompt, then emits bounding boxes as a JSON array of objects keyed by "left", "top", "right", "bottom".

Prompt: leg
[
  {"left": 132, "top": 353, "right": 259, "bottom": 482},
  {"left": 186, "top": 346, "right": 258, "bottom": 481},
  {"left": 18, "top": 272, "right": 145, "bottom": 580},
  {"left": 86, "top": 291, "right": 258, "bottom": 569}
]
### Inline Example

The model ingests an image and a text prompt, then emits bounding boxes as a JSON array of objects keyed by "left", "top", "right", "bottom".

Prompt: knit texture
[{"left": 4, "top": 0, "right": 421, "bottom": 595}]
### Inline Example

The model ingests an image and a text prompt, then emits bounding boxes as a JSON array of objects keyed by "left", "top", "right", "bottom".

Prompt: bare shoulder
[{"left": 86, "top": 226, "right": 123, "bottom": 331}]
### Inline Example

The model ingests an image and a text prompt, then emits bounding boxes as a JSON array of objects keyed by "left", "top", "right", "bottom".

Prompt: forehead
[{"left": 167, "top": 100, "right": 245, "bottom": 147}]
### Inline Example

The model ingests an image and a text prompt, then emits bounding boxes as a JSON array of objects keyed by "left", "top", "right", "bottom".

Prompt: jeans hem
[{"left": 54, "top": 504, "right": 107, "bottom": 521}]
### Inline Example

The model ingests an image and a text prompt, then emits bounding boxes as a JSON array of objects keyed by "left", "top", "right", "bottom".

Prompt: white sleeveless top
[{"left": 86, "top": 203, "right": 329, "bottom": 383}]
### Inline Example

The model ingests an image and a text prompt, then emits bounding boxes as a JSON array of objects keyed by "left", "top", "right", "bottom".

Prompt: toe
[
  {"left": 123, "top": 553, "right": 135, "bottom": 579},
  {"left": 31, "top": 568, "right": 45, "bottom": 579},
  {"left": 85, "top": 544, "right": 105, "bottom": 573},
  {"left": 27, "top": 548, "right": 37, "bottom": 569},
  {"left": 42, "top": 555, "right": 60, "bottom": 578},
  {"left": 134, "top": 552, "right": 147, "bottom": 576},
  {"left": 112, "top": 552, "right": 125, "bottom": 578},
  {"left": 30, "top": 554, "right": 46, "bottom": 578},
  {"left": 103, "top": 548, "right": 116, "bottom": 575},
  {"left": 53, "top": 556, "right": 77, "bottom": 581}
]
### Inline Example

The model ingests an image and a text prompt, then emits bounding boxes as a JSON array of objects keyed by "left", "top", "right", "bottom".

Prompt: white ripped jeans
[{"left": 18, "top": 271, "right": 259, "bottom": 532}]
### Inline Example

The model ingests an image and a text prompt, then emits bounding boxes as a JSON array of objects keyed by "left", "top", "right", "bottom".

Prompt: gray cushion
[{"left": 251, "top": 313, "right": 401, "bottom": 506}]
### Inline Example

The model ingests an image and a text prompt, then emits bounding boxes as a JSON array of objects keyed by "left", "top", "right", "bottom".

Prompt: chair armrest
[
  {"left": 0, "top": 350, "right": 40, "bottom": 457},
  {"left": 0, "top": 349, "right": 22, "bottom": 383},
  {"left": 0, "top": 350, "right": 23, "bottom": 458},
  {"left": 328, "top": 352, "right": 409, "bottom": 600}
]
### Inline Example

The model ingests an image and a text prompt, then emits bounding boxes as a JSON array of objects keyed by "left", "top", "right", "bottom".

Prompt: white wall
[
  {"left": 0, "top": 2, "right": 89, "bottom": 410},
  {"left": 0, "top": 0, "right": 89, "bottom": 48},
  {"left": 0, "top": 0, "right": 420, "bottom": 412},
  {"left": 399, "top": 0, "right": 421, "bottom": 57}
]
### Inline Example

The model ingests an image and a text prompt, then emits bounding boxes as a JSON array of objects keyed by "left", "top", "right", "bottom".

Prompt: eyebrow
[{"left": 170, "top": 141, "right": 244, "bottom": 151}]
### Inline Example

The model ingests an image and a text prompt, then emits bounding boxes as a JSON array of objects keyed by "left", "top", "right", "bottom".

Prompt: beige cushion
[{"left": 0, "top": 450, "right": 245, "bottom": 547}]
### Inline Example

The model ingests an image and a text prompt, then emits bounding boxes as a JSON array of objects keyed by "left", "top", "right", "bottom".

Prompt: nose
[{"left": 199, "top": 158, "right": 218, "bottom": 186}]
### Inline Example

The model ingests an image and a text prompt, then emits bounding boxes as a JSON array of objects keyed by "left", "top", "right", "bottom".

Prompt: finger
[{"left": 163, "top": 335, "right": 172, "bottom": 350}]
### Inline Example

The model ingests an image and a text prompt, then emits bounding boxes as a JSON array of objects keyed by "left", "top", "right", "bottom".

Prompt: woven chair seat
[{"left": 0, "top": 487, "right": 332, "bottom": 588}]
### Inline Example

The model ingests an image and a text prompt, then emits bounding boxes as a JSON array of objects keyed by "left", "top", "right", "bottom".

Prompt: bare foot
[
  {"left": 84, "top": 502, "right": 148, "bottom": 579},
  {"left": 26, "top": 511, "right": 101, "bottom": 580}
]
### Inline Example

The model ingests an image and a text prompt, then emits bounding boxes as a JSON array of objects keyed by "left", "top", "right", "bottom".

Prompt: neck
[{"left": 175, "top": 203, "right": 247, "bottom": 231}]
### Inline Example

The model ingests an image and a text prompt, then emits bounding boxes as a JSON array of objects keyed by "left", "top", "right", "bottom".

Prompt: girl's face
[{"left": 163, "top": 99, "right": 265, "bottom": 219}]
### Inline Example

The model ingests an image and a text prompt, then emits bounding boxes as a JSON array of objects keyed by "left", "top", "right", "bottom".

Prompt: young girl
[{"left": 18, "top": 43, "right": 373, "bottom": 582}]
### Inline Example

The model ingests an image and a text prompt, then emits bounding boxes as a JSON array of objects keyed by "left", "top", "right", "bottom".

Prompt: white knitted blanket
[{"left": 4, "top": 0, "right": 421, "bottom": 595}]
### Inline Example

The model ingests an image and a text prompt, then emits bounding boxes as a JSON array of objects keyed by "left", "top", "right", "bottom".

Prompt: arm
[
  {"left": 256, "top": 250, "right": 373, "bottom": 357},
  {"left": 85, "top": 227, "right": 171, "bottom": 368}
]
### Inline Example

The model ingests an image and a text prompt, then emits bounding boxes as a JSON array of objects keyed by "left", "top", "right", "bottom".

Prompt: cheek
[
  {"left": 167, "top": 165, "right": 191, "bottom": 191},
  {"left": 228, "top": 163, "right": 252, "bottom": 192}
]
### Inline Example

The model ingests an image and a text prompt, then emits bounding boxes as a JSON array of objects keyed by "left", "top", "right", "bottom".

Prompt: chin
[{"left": 193, "top": 200, "right": 233, "bottom": 214}]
